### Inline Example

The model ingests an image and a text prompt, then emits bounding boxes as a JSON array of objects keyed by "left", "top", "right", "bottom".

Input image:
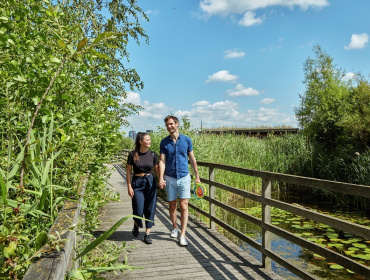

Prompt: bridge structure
[{"left": 98, "top": 164, "right": 284, "bottom": 280}]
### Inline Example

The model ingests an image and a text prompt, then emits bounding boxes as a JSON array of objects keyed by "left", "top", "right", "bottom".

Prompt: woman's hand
[{"left": 128, "top": 186, "right": 134, "bottom": 198}]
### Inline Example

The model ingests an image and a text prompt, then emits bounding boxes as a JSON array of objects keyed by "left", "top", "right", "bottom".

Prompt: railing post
[
  {"left": 262, "top": 178, "right": 272, "bottom": 269},
  {"left": 209, "top": 167, "right": 215, "bottom": 230}
]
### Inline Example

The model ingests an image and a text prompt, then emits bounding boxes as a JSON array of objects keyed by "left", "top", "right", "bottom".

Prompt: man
[{"left": 158, "top": 115, "right": 201, "bottom": 246}]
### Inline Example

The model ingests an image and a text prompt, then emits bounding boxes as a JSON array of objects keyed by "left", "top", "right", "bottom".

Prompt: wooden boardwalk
[{"left": 97, "top": 164, "right": 284, "bottom": 280}]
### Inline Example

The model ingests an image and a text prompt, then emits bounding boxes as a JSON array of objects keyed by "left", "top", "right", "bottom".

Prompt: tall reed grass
[{"left": 150, "top": 130, "right": 370, "bottom": 213}]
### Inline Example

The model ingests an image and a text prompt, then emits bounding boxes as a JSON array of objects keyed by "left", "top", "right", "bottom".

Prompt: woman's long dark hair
[{"left": 133, "top": 132, "right": 149, "bottom": 162}]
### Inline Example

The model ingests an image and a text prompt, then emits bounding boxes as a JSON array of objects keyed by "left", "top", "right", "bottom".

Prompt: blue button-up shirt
[{"left": 160, "top": 133, "right": 193, "bottom": 179}]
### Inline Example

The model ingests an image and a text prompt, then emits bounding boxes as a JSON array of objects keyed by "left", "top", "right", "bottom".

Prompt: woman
[{"left": 126, "top": 132, "right": 159, "bottom": 244}]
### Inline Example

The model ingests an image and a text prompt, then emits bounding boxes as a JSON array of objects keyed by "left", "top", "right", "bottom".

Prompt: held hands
[{"left": 159, "top": 179, "right": 166, "bottom": 189}]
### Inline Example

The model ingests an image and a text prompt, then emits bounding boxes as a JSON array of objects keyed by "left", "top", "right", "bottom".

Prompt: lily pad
[
  {"left": 313, "top": 254, "right": 325, "bottom": 260},
  {"left": 348, "top": 247, "right": 360, "bottom": 251},
  {"left": 352, "top": 243, "right": 367, "bottom": 249},
  {"left": 352, "top": 254, "right": 370, "bottom": 260},
  {"left": 330, "top": 264, "right": 344, "bottom": 270}
]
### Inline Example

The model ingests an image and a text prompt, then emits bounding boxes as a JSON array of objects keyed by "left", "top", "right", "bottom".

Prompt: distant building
[
  {"left": 128, "top": 130, "right": 136, "bottom": 141},
  {"left": 146, "top": 130, "right": 153, "bottom": 134}
]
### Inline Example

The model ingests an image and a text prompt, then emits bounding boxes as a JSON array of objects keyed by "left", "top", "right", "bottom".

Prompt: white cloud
[
  {"left": 199, "top": 0, "right": 330, "bottom": 16},
  {"left": 146, "top": 9, "right": 159, "bottom": 16},
  {"left": 224, "top": 49, "right": 245, "bottom": 59},
  {"left": 345, "top": 33, "right": 369, "bottom": 50},
  {"left": 121, "top": 91, "right": 141, "bottom": 105},
  {"left": 260, "top": 98, "right": 275, "bottom": 104},
  {"left": 227, "top": 83, "right": 260, "bottom": 97},
  {"left": 238, "top": 11, "right": 263, "bottom": 26},
  {"left": 123, "top": 93, "right": 171, "bottom": 132},
  {"left": 123, "top": 97, "right": 298, "bottom": 134},
  {"left": 206, "top": 70, "right": 239, "bottom": 83},
  {"left": 182, "top": 102, "right": 296, "bottom": 128},
  {"left": 193, "top": 100, "right": 210, "bottom": 106},
  {"left": 342, "top": 72, "right": 356, "bottom": 82}
]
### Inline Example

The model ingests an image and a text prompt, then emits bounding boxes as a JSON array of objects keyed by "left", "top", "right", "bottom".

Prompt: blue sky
[{"left": 121, "top": 0, "right": 370, "bottom": 135}]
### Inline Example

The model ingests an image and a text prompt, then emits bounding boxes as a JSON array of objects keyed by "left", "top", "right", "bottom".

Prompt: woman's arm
[{"left": 126, "top": 164, "right": 134, "bottom": 198}]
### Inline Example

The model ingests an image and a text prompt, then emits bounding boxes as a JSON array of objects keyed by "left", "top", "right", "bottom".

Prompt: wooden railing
[
  {"left": 118, "top": 150, "right": 370, "bottom": 280},
  {"left": 106, "top": 150, "right": 125, "bottom": 163},
  {"left": 192, "top": 161, "right": 370, "bottom": 280}
]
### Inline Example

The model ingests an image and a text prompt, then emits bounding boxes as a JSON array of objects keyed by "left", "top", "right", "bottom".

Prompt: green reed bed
[{"left": 183, "top": 132, "right": 369, "bottom": 279}]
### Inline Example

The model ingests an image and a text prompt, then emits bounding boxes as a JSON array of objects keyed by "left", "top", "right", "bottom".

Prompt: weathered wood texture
[
  {"left": 23, "top": 190, "right": 85, "bottom": 280},
  {"left": 99, "top": 164, "right": 283, "bottom": 280}
]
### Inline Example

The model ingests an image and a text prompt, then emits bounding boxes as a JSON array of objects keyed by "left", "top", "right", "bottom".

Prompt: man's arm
[
  {"left": 158, "top": 153, "right": 166, "bottom": 189},
  {"left": 188, "top": 150, "right": 200, "bottom": 184}
]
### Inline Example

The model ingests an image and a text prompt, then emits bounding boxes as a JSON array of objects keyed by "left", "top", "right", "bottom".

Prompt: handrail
[
  {"left": 119, "top": 150, "right": 370, "bottom": 280},
  {"left": 194, "top": 161, "right": 370, "bottom": 280}
]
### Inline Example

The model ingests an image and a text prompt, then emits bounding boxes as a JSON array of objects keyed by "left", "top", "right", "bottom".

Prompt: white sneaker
[
  {"left": 179, "top": 236, "right": 188, "bottom": 246},
  {"left": 170, "top": 228, "right": 179, "bottom": 238}
]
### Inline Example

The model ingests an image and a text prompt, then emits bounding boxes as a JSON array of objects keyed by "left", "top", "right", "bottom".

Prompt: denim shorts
[{"left": 164, "top": 174, "right": 191, "bottom": 201}]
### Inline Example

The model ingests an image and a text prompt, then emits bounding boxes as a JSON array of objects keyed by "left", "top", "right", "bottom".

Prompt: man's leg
[
  {"left": 179, "top": 198, "right": 188, "bottom": 237},
  {"left": 169, "top": 199, "right": 178, "bottom": 229}
]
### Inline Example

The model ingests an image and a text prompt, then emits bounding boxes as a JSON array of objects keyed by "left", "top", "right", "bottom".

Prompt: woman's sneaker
[
  {"left": 170, "top": 228, "right": 179, "bottom": 238},
  {"left": 179, "top": 236, "right": 188, "bottom": 246},
  {"left": 143, "top": 234, "right": 152, "bottom": 244},
  {"left": 132, "top": 224, "right": 139, "bottom": 237}
]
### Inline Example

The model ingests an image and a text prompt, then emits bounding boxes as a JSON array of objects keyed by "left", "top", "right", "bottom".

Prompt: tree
[
  {"left": 296, "top": 45, "right": 370, "bottom": 150},
  {"left": 295, "top": 45, "right": 349, "bottom": 148}
]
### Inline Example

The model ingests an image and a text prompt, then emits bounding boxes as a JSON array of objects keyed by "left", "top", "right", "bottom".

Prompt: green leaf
[
  {"left": 0, "top": 16, "right": 8, "bottom": 21},
  {"left": 58, "top": 39, "right": 66, "bottom": 49},
  {"left": 4, "top": 242, "right": 17, "bottom": 257},
  {"left": 61, "top": 135, "right": 70, "bottom": 142},
  {"left": 107, "top": 19, "right": 113, "bottom": 31},
  {"left": 10, "top": 60, "right": 18, "bottom": 68},
  {"left": 0, "top": 171, "right": 7, "bottom": 205},
  {"left": 14, "top": 75, "right": 27, "bottom": 82},
  {"left": 330, "top": 264, "right": 344, "bottom": 270},
  {"left": 67, "top": 270, "right": 85, "bottom": 280},
  {"left": 0, "top": 27, "right": 7, "bottom": 35},
  {"left": 77, "top": 37, "right": 88, "bottom": 51},
  {"left": 50, "top": 56, "right": 61, "bottom": 63},
  {"left": 32, "top": 97, "right": 40, "bottom": 105},
  {"left": 93, "top": 32, "right": 109, "bottom": 44},
  {"left": 76, "top": 214, "right": 148, "bottom": 259},
  {"left": 35, "top": 231, "right": 48, "bottom": 250},
  {"left": 7, "top": 39, "right": 15, "bottom": 45},
  {"left": 56, "top": 113, "right": 63, "bottom": 119},
  {"left": 8, "top": 146, "right": 25, "bottom": 180},
  {"left": 68, "top": 24, "right": 82, "bottom": 33},
  {"left": 91, "top": 49, "right": 110, "bottom": 60},
  {"left": 67, "top": 44, "right": 75, "bottom": 55},
  {"left": 47, "top": 6, "right": 56, "bottom": 17},
  {"left": 41, "top": 160, "right": 51, "bottom": 187}
]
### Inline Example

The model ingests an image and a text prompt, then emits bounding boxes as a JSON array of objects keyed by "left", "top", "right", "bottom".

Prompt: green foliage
[
  {"left": 295, "top": 45, "right": 370, "bottom": 150},
  {"left": 0, "top": 0, "right": 148, "bottom": 278}
]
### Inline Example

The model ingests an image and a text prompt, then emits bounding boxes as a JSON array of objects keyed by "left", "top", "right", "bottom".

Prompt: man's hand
[{"left": 159, "top": 179, "right": 166, "bottom": 189}]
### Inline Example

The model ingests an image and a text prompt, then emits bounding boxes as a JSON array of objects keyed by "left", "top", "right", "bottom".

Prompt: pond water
[
  {"left": 228, "top": 197, "right": 370, "bottom": 280},
  {"left": 240, "top": 233, "right": 366, "bottom": 280}
]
